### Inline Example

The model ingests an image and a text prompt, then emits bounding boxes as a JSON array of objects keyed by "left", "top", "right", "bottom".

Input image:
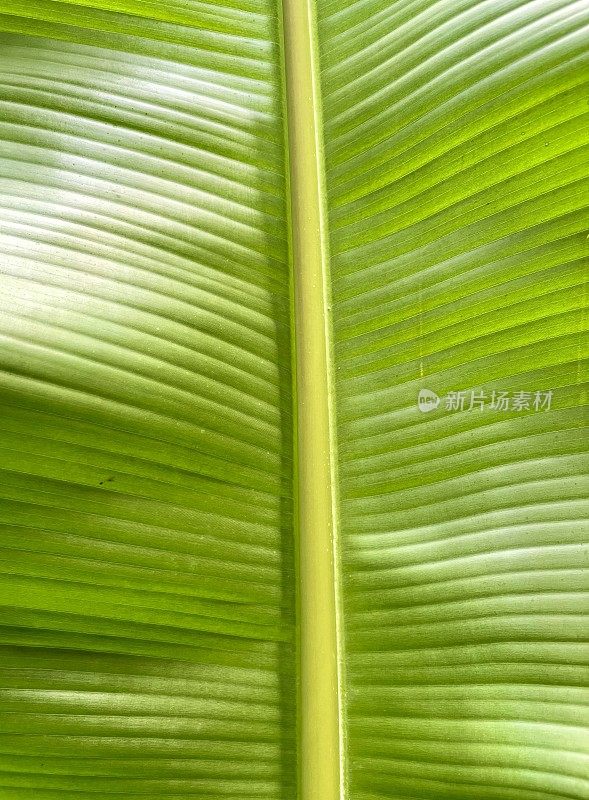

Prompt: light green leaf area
[
  {"left": 318, "top": 1, "right": 589, "bottom": 798},
  {"left": 0, "top": 1, "right": 587, "bottom": 799},
  {"left": 0, "top": 2, "right": 295, "bottom": 798}
]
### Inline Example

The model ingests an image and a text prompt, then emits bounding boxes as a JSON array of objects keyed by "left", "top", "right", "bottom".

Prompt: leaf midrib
[{"left": 280, "top": 0, "right": 344, "bottom": 798}]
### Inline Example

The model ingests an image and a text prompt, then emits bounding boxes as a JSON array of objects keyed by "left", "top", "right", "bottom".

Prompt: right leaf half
[{"left": 318, "top": 1, "right": 589, "bottom": 798}]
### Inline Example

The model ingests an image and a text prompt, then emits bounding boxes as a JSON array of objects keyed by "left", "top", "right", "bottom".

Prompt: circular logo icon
[{"left": 418, "top": 389, "right": 440, "bottom": 413}]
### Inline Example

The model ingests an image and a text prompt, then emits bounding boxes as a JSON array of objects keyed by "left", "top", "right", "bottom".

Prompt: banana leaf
[{"left": 0, "top": 1, "right": 586, "bottom": 798}]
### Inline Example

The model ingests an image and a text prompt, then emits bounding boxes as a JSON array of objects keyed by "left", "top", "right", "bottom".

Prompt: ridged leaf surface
[
  {"left": 0, "top": 3, "right": 295, "bottom": 798},
  {"left": 0, "top": 1, "right": 587, "bottom": 799},
  {"left": 317, "top": 1, "right": 588, "bottom": 797}
]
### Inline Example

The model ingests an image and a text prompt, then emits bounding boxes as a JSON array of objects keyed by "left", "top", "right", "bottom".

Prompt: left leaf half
[{"left": 0, "top": 2, "right": 296, "bottom": 798}]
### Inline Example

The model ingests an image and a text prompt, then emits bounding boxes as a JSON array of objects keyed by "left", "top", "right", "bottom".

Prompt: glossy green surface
[
  {"left": 318, "top": 1, "right": 589, "bottom": 797},
  {"left": 0, "top": 1, "right": 587, "bottom": 799},
  {"left": 0, "top": 3, "right": 297, "bottom": 798}
]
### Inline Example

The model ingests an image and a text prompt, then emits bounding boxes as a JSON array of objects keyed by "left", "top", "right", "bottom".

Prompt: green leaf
[
  {"left": 319, "top": 4, "right": 588, "bottom": 798},
  {"left": 0, "top": 1, "right": 586, "bottom": 799}
]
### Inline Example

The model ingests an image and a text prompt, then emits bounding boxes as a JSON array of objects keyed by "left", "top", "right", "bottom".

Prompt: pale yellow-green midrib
[{"left": 281, "top": 0, "right": 343, "bottom": 798}]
